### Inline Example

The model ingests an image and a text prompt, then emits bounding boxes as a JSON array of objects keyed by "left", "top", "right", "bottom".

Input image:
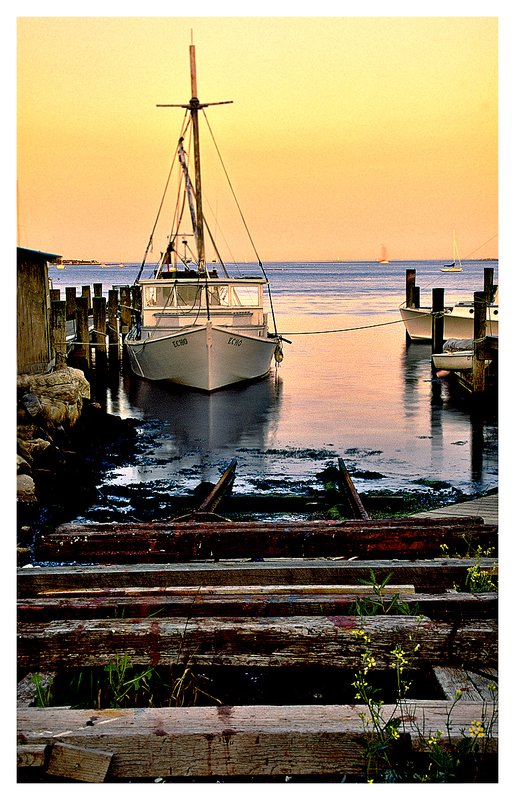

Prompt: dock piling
[
  {"left": 431, "top": 288, "right": 445, "bottom": 357},
  {"left": 75, "top": 295, "right": 91, "bottom": 371},
  {"left": 50, "top": 300, "right": 67, "bottom": 369}
]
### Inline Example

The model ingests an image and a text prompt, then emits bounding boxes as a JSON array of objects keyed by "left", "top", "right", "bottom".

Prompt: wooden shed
[{"left": 17, "top": 247, "right": 60, "bottom": 375}]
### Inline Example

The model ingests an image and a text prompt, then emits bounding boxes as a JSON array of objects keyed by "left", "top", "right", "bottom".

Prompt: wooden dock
[{"left": 412, "top": 492, "right": 498, "bottom": 526}]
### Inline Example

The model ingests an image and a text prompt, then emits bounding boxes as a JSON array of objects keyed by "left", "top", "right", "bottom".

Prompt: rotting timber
[{"left": 17, "top": 462, "right": 498, "bottom": 783}]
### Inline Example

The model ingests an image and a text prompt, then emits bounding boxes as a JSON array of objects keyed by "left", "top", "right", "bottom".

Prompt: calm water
[{"left": 50, "top": 260, "right": 498, "bottom": 515}]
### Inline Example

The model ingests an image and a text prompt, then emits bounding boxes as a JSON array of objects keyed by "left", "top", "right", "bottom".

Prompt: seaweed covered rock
[{"left": 16, "top": 367, "right": 138, "bottom": 554}]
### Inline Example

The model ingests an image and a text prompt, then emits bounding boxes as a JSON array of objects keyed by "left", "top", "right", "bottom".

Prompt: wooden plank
[
  {"left": 432, "top": 665, "right": 498, "bottom": 703},
  {"left": 17, "top": 615, "right": 497, "bottom": 671},
  {"left": 46, "top": 742, "right": 113, "bottom": 782},
  {"left": 337, "top": 458, "right": 369, "bottom": 519},
  {"left": 17, "top": 744, "right": 47, "bottom": 769},
  {"left": 18, "top": 589, "right": 498, "bottom": 623},
  {"left": 17, "top": 558, "right": 498, "bottom": 597},
  {"left": 17, "top": 703, "right": 497, "bottom": 778},
  {"left": 34, "top": 519, "right": 497, "bottom": 563},
  {"left": 196, "top": 458, "right": 237, "bottom": 513}
]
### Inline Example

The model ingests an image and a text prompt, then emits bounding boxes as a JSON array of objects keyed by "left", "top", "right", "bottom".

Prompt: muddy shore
[{"left": 17, "top": 395, "right": 495, "bottom": 567}]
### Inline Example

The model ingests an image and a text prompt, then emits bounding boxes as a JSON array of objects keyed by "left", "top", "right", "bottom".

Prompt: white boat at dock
[
  {"left": 432, "top": 338, "right": 492, "bottom": 373},
  {"left": 399, "top": 290, "right": 498, "bottom": 341},
  {"left": 125, "top": 44, "right": 284, "bottom": 392}
]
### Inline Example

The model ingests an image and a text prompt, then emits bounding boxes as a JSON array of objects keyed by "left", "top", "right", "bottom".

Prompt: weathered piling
[
  {"left": 483, "top": 266, "right": 496, "bottom": 303},
  {"left": 65, "top": 286, "right": 76, "bottom": 320},
  {"left": 50, "top": 300, "right": 67, "bottom": 368},
  {"left": 472, "top": 290, "right": 487, "bottom": 393},
  {"left": 75, "top": 295, "right": 91, "bottom": 371},
  {"left": 431, "top": 287, "right": 445, "bottom": 356},
  {"left": 405, "top": 268, "right": 418, "bottom": 309},
  {"left": 93, "top": 283, "right": 103, "bottom": 301},
  {"left": 81, "top": 285, "right": 92, "bottom": 313},
  {"left": 119, "top": 285, "right": 132, "bottom": 339},
  {"left": 107, "top": 289, "right": 120, "bottom": 363},
  {"left": 93, "top": 296, "right": 107, "bottom": 371}
]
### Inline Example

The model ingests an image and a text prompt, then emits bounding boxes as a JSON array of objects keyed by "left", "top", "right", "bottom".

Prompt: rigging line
[
  {"left": 135, "top": 111, "right": 190, "bottom": 284},
  {"left": 201, "top": 109, "right": 279, "bottom": 337},
  {"left": 280, "top": 317, "right": 408, "bottom": 336},
  {"left": 463, "top": 234, "right": 498, "bottom": 260}
]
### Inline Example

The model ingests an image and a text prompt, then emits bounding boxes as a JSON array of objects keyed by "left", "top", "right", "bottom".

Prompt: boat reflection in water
[
  {"left": 401, "top": 341, "right": 496, "bottom": 487},
  {"left": 124, "top": 370, "right": 283, "bottom": 457}
]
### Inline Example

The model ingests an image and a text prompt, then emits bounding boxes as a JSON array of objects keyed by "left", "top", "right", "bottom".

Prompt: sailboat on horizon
[
  {"left": 440, "top": 230, "right": 463, "bottom": 272},
  {"left": 377, "top": 244, "right": 389, "bottom": 264}
]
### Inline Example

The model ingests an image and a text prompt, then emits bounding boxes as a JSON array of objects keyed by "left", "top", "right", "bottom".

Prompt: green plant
[
  {"left": 349, "top": 569, "right": 418, "bottom": 616},
  {"left": 30, "top": 673, "right": 54, "bottom": 707},
  {"left": 465, "top": 560, "right": 497, "bottom": 593},
  {"left": 351, "top": 625, "right": 420, "bottom": 781},
  {"left": 350, "top": 627, "right": 498, "bottom": 782},
  {"left": 412, "top": 682, "right": 498, "bottom": 782}
]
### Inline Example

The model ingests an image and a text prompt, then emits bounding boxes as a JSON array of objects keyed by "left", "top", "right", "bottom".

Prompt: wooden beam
[
  {"left": 337, "top": 458, "right": 369, "bottom": 519},
  {"left": 34, "top": 519, "right": 497, "bottom": 563},
  {"left": 196, "top": 458, "right": 237, "bottom": 514},
  {"left": 17, "top": 558, "right": 498, "bottom": 597},
  {"left": 17, "top": 588, "right": 496, "bottom": 623},
  {"left": 432, "top": 666, "right": 498, "bottom": 702},
  {"left": 46, "top": 742, "right": 113, "bottom": 782},
  {"left": 17, "top": 614, "right": 497, "bottom": 671},
  {"left": 17, "top": 744, "right": 48, "bottom": 769},
  {"left": 17, "top": 703, "right": 497, "bottom": 778}
]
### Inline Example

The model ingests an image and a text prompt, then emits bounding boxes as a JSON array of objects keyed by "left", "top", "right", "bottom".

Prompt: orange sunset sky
[{"left": 16, "top": 13, "right": 499, "bottom": 264}]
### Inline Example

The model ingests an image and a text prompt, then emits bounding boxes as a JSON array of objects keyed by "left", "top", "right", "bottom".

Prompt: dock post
[
  {"left": 93, "top": 283, "right": 103, "bottom": 300},
  {"left": 65, "top": 287, "right": 76, "bottom": 321},
  {"left": 405, "top": 269, "right": 418, "bottom": 308},
  {"left": 483, "top": 267, "right": 495, "bottom": 304},
  {"left": 50, "top": 300, "right": 67, "bottom": 368},
  {"left": 75, "top": 295, "right": 91, "bottom": 371},
  {"left": 119, "top": 286, "right": 132, "bottom": 340},
  {"left": 50, "top": 289, "right": 61, "bottom": 303},
  {"left": 431, "top": 288, "right": 445, "bottom": 357},
  {"left": 93, "top": 296, "right": 107, "bottom": 372},
  {"left": 472, "top": 291, "right": 487, "bottom": 394},
  {"left": 405, "top": 269, "right": 419, "bottom": 344},
  {"left": 108, "top": 289, "right": 120, "bottom": 363},
  {"left": 131, "top": 284, "right": 142, "bottom": 316},
  {"left": 81, "top": 285, "right": 92, "bottom": 314}
]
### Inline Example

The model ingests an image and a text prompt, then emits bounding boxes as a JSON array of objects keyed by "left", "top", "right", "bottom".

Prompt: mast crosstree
[{"left": 157, "top": 45, "right": 233, "bottom": 273}]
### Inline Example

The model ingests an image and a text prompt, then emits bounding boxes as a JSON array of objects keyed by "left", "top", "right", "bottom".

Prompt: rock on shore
[{"left": 16, "top": 366, "right": 137, "bottom": 555}]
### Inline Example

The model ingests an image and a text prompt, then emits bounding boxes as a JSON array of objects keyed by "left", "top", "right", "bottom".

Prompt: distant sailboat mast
[{"left": 378, "top": 244, "right": 389, "bottom": 263}]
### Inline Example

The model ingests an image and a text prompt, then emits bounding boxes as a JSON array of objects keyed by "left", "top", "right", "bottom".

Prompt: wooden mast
[
  {"left": 189, "top": 44, "right": 206, "bottom": 274},
  {"left": 156, "top": 46, "right": 232, "bottom": 274}
]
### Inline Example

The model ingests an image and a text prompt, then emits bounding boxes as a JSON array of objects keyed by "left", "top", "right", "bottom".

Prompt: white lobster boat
[{"left": 125, "top": 45, "right": 284, "bottom": 392}]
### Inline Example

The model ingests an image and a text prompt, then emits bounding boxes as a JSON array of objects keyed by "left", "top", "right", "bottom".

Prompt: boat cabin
[{"left": 138, "top": 275, "right": 269, "bottom": 335}]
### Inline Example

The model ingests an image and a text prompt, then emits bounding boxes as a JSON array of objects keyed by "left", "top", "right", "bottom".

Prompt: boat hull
[
  {"left": 432, "top": 351, "right": 492, "bottom": 371},
  {"left": 400, "top": 305, "right": 498, "bottom": 341},
  {"left": 125, "top": 322, "right": 279, "bottom": 392}
]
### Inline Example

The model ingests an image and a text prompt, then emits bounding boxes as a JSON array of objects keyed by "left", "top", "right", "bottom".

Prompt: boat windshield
[{"left": 143, "top": 282, "right": 262, "bottom": 309}]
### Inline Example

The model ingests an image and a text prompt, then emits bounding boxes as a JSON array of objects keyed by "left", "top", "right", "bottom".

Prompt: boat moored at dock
[{"left": 125, "top": 43, "right": 284, "bottom": 392}]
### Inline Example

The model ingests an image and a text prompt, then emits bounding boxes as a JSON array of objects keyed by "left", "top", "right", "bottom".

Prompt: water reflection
[
  {"left": 122, "top": 370, "right": 283, "bottom": 455},
  {"left": 401, "top": 339, "right": 496, "bottom": 488}
]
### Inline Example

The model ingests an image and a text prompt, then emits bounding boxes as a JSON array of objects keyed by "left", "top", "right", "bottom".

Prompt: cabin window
[
  {"left": 231, "top": 285, "right": 260, "bottom": 307},
  {"left": 176, "top": 284, "right": 201, "bottom": 307},
  {"left": 145, "top": 285, "right": 175, "bottom": 308}
]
